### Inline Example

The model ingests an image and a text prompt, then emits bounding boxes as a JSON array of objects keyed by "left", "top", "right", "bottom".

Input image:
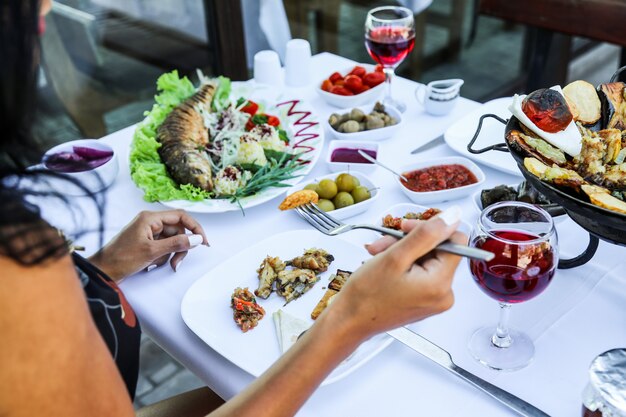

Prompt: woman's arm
[
  {"left": 0, "top": 253, "right": 135, "bottom": 417},
  {"left": 210, "top": 211, "right": 464, "bottom": 417}
]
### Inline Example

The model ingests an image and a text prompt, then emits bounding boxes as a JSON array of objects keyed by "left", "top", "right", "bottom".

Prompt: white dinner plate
[
  {"left": 444, "top": 97, "right": 523, "bottom": 177},
  {"left": 155, "top": 82, "right": 325, "bottom": 213},
  {"left": 181, "top": 230, "right": 392, "bottom": 385}
]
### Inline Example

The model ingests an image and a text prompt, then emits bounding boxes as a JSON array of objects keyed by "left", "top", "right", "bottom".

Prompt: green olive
[
  {"left": 304, "top": 183, "right": 320, "bottom": 196},
  {"left": 317, "top": 199, "right": 335, "bottom": 212},
  {"left": 351, "top": 186, "right": 371, "bottom": 203},
  {"left": 317, "top": 179, "right": 338, "bottom": 199},
  {"left": 335, "top": 173, "right": 358, "bottom": 193},
  {"left": 333, "top": 191, "right": 354, "bottom": 209}
]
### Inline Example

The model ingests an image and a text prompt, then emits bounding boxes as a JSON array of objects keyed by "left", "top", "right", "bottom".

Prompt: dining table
[{"left": 40, "top": 52, "right": 626, "bottom": 416}]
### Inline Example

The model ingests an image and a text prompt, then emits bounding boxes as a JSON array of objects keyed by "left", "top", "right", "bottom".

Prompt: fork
[{"left": 295, "top": 203, "right": 494, "bottom": 262}]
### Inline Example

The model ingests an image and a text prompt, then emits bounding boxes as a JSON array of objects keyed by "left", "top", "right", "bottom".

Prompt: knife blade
[
  {"left": 410, "top": 134, "right": 445, "bottom": 154},
  {"left": 386, "top": 327, "right": 550, "bottom": 417}
]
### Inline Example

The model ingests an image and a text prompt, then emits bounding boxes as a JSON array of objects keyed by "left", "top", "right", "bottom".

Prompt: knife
[
  {"left": 386, "top": 327, "right": 550, "bottom": 417},
  {"left": 410, "top": 134, "right": 445, "bottom": 154}
]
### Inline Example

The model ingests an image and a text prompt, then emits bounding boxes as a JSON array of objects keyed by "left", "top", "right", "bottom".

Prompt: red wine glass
[
  {"left": 468, "top": 201, "right": 558, "bottom": 371},
  {"left": 365, "top": 6, "right": 415, "bottom": 112}
]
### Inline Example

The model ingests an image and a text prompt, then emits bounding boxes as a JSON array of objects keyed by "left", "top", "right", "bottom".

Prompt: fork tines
[{"left": 295, "top": 203, "right": 341, "bottom": 235}]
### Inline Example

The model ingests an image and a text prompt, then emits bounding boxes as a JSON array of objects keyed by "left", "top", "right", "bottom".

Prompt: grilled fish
[{"left": 157, "top": 83, "right": 216, "bottom": 191}]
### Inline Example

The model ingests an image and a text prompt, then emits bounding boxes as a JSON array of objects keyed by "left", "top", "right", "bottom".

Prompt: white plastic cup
[
  {"left": 253, "top": 50, "right": 282, "bottom": 86},
  {"left": 284, "top": 39, "right": 312, "bottom": 87}
]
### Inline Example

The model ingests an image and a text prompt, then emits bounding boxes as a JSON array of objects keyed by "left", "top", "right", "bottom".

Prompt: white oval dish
[
  {"left": 472, "top": 185, "right": 568, "bottom": 224},
  {"left": 315, "top": 64, "right": 385, "bottom": 108},
  {"left": 325, "top": 103, "right": 402, "bottom": 141},
  {"left": 326, "top": 140, "right": 379, "bottom": 174},
  {"left": 40, "top": 139, "right": 118, "bottom": 195},
  {"left": 397, "top": 156, "right": 485, "bottom": 204},
  {"left": 285, "top": 171, "right": 379, "bottom": 220}
]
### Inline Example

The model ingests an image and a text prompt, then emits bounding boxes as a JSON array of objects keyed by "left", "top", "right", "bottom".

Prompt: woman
[{"left": 0, "top": 1, "right": 465, "bottom": 416}]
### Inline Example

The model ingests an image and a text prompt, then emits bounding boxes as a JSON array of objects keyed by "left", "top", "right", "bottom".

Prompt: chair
[{"left": 477, "top": 0, "right": 626, "bottom": 90}]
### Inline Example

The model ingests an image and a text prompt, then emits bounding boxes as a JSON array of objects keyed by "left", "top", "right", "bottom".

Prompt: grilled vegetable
[
  {"left": 507, "top": 129, "right": 566, "bottom": 165},
  {"left": 599, "top": 82, "right": 626, "bottom": 130},
  {"left": 563, "top": 80, "right": 602, "bottom": 125},
  {"left": 156, "top": 83, "right": 216, "bottom": 191},
  {"left": 582, "top": 184, "right": 626, "bottom": 214}
]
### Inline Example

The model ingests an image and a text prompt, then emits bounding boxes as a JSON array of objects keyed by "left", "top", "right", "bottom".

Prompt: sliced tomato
[
  {"left": 349, "top": 66, "right": 367, "bottom": 77},
  {"left": 240, "top": 100, "right": 259, "bottom": 116},
  {"left": 344, "top": 74, "right": 363, "bottom": 94},
  {"left": 329, "top": 71, "right": 343, "bottom": 83},
  {"left": 265, "top": 115, "right": 280, "bottom": 127},
  {"left": 363, "top": 71, "right": 385, "bottom": 87},
  {"left": 321, "top": 79, "right": 333, "bottom": 92},
  {"left": 375, "top": 64, "right": 384, "bottom": 73},
  {"left": 330, "top": 86, "right": 354, "bottom": 96}
]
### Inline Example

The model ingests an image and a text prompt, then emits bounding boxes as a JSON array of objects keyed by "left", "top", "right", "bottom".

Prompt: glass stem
[
  {"left": 383, "top": 67, "right": 394, "bottom": 102},
  {"left": 492, "top": 303, "right": 512, "bottom": 348}
]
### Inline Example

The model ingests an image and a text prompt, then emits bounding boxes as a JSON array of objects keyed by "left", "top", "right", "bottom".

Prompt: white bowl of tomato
[
  {"left": 396, "top": 156, "right": 485, "bottom": 204},
  {"left": 316, "top": 64, "right": 386, "bottom": 108}
]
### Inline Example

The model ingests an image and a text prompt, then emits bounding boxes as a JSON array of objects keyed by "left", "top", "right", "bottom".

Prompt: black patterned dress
[{"left": 72, "top": 253, "right": 141, "bottom": 399}]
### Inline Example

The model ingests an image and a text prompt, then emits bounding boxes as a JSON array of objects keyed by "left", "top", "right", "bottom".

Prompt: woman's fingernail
[
  {"left": 439, "top": 206, "right": 462, "bottom": 226},
  {"left": 188, "top": 234, "right": 203, "bottom": 248},
  {"left": 174, "top": 259, "right": 183, "bottom": 272},
  {"left": 146, "top": 264, "right": 157, "bottom": 272}
]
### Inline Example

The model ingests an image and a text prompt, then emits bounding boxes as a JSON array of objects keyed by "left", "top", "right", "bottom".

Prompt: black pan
[{"left": 503, "top": 117, "right": 626, "bottom": 247}]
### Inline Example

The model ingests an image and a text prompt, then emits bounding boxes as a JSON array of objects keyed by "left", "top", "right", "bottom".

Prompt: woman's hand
[
  {"left": 330, "top": 207, "right": 467, "bottom": 341},
  {"left": 89, "top": 210, "right": 208, "bottom": 282}
]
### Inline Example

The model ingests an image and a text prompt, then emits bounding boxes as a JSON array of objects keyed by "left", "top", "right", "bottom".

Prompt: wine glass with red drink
[
  {"left": 468, "top": 201, "right": 558, "bottom": 371},
  {"left": 365, "top": 6, "right": 415, "bottom": 112}
]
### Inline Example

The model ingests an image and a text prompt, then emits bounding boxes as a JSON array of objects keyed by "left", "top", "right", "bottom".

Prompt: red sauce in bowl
[
  {"left": 401, "top": 164, "right": 477, "bottom": 192},
  {"left": 331, "top": 148, "right": 376, "bottom": 164}
]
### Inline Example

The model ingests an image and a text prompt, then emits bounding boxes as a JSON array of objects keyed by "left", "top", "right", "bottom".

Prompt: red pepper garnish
[{"left": 241, "top": 100, "right": 259, "bottom": 116}]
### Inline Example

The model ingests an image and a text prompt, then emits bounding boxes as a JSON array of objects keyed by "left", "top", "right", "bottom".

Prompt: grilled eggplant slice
[
  {"left": 156, "top": 83, "right": 216, "bottom": 191},
  {"left": 599, "top": 82, "right": 626, "bottom": 130},
  {"left": 507, "top": 129, "right": 566, "bottom": 165}
]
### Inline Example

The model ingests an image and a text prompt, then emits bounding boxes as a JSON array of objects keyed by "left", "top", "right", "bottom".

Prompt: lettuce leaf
[
  {"left": 129, "top": 70, "right": 211, "bottom": 202},
  {"left": 212, "top": 76, "right": 231, "bottom": 112}
]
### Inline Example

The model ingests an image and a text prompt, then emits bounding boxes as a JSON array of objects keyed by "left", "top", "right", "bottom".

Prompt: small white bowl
[
  {"left": 472, "top": 185, "right": 568, "bottom": 224},
  {"left": 325, "top": 103, "right": 402, "bottom": 141},
  {"left": 397, "top": 156, "right": 485, "bottom": 204},
  {"left": 326, "top": 140, "right": 379, "bottom": 175},
  {"left": 315, "top": 64, "right": 385, "bottom": 108},
  {"left": 40, "top": 139, "right": 118, "bottom": 195},
  {"left": 285, "top": 171, "right": 379, "bottom": 220}
]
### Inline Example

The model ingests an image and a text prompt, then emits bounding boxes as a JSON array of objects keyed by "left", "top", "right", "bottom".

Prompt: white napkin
[{"left": 273, "top": 309, "right": 310, "bottom": 353}]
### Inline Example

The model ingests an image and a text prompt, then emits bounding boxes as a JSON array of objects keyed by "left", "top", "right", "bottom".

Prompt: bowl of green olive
[
  {"left": 284, "top": 171, "right": 379, "bottom": 220},
  {"left": 325, "top": 102, "right": 402, "bottom": 141}
]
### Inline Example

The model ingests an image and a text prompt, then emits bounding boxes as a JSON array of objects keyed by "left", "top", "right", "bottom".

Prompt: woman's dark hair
[{"left": 0, "top": 0, "right": 104, "bottom": 265}]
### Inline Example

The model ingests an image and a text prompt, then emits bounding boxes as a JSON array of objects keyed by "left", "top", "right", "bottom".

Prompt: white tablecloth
[{"left": 41, "top": 53, "right": 626, "bottom": 416}]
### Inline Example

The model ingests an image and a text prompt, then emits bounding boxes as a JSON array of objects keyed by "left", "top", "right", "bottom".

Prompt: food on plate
[
  {"left": 382, "top": 208, "right": 441, "bottom": 230},
  {"left": 320, "top": 65, "right": 385, "bottom": 96},
  {"left": 562, "top": 80, "right": 601, "bottom": 125},
  {"left": 328, "top": 102, "right": 398, "bottom": 133},
  {"left": 255, "top": 256, "right": 286, "bottom": 299},
  {"left": 278, "top": 189, "right": 319, "bottom": 211},
  {"left": 288, "top": 248, "right": 335, "bottom": 273},
  {"left": 507, "top": 129, "right": 567, "bottom": 166},
  {"left": 231, "top": 287, "right": 266, "bottom": 332},
  {"left": 521, "top": 88, "right": 573, "bottom": 133},
  {"left": 311, "top": 270, "right": 352, "bottom": 320},
  {"left": 276, "top": 269, "right": 319, "bottom": 305},
  {"left": 330, "top": 148, "right": 376, "bottom": 164},
  {"left": 273, "top": 309, "right": 310, "bottom": 353},
  {"left": 292, "top": 173, "right": 371, "bottom": 212},
  {"left": 44, "top": 146, "right": 114, "bottom": 172},
  {"left": 157, "top": 84, "right": 217, "bottom": 191},
  {"left": 401, "top": 164, "right": 478, "bottom": 192},
  {"left": 130, "top": 71, "right": 306, "bottom": 205},
  {"left": 250, "top": 248, "right": 333, "bottom": 306},
  {"left": 480, "top": 182, "right": 552, "bottom": 209}
]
